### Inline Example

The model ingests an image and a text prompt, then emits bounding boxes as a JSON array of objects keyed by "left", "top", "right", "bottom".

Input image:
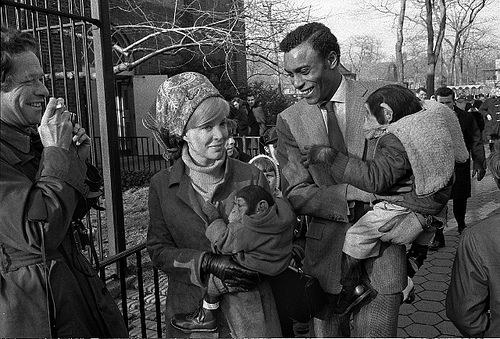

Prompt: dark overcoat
[
  {"left": 451, "top": 106, "right": 486, "bottom": 199},
  {"left": 0, "top": 122, "right": 128, "bottom": 337}
]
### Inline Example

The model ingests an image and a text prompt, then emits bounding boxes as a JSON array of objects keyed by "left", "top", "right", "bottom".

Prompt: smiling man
[
  {"left": 276, "top": 22, "right": 424, "bottom": 337},
  {"left": 0, "top": 26, "right": 127, "bottom": 337}
]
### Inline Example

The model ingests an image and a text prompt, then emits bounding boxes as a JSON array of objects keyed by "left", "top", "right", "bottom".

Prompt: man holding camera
[{"left": 0, "top": 26, "right": 127, "bottom": 337}]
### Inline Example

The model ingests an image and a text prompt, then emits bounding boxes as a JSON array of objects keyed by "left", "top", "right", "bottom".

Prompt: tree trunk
[
  {"left": 395, "top": 0, "right": 406, "bottom": 83},
  {"left": 425, "top": 0, "right": 446, "bottom": 96}
]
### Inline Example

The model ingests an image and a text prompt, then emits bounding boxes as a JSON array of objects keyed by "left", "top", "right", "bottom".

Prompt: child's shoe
[
  {"left": 171, "top": 307, "right": 217, "bottom": 333},
  {"left": 402, "top": 276, "right": 415, "bottom": 304},
  {"left": 333, "top": 282, "right": 377, "bottom": 316}
]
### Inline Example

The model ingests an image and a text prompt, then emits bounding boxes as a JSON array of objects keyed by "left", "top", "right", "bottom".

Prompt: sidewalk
[{"left": 397, "top": 171, "right": 500, "bottom": 337}]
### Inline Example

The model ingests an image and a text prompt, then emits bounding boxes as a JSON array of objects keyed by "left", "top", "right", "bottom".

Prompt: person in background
[
  {"left": 229, "top": 97, "right": 249, "bottom": 137},
  {"left": 416, "top": 87, "right": 427, "bottom": 101},
  {"left": 488, "top": 138, "right": 500, "bottom": 189},
  {"left": 261, "top": 126, "right": 279, "bottom": 165},
  {"left": 479, "top": 92, "right": 500, "bottom": 152},
  {"left": 469, "top": 99, "right": 485, "bottom": 134},
  {"left": 247, "top": 93, "right": 267, "bottom": 136},
  {"left": 225, "top": 135, "right": 252, "bottom": 163},
  {"left": 432, "top": 86, "right": 486, "bottom": 245},
  {"left": 143, "top": 72, "right": 281, "bottom": 337},
  {"left": 276, "top": 22, "right": 423, "bottom": 337},
  {"left": 0, "top": 26, "right": 128, "bottom": 337},
  {"left": 446, "top": 138, "right": 500, "bottom": 336}
]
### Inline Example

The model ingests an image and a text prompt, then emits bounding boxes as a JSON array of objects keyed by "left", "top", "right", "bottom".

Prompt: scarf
[
  {"left": 386, "top": 101, "right": 469, "bottom": 196},
  {"left": 181, "top": 144, "right": 226, "bottom": 202}
]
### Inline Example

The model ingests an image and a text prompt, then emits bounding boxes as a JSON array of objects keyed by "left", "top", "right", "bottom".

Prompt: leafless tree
[
  {"left": 395, "top": 0, "right": 407, "bottom": 82},
  {"left": 444, "top": 0, "right": 490, "bottom": 85},
  {"left": 101, "top": 0, "right": 316, "bottom": 91},
  {"left": 423, "top": 0, "right": 447, "bottom": 95},
  {"left": 344, "top": 34, "right": 385, "bottom": 78}
]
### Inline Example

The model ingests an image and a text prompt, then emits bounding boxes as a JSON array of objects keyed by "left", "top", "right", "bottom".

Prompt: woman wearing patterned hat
[{"left": 143, "top": 72, "right": 281, "bottom": 337}]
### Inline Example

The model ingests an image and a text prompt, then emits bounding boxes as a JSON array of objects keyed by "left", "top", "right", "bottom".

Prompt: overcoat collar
[{"left": 0, "top": 121, "right": 32, "bottom": 154}]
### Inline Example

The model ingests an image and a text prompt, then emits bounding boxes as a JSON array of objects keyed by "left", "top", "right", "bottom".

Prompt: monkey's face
[{"left": 228, "top": 197, "right": 250, "bottom": 223}]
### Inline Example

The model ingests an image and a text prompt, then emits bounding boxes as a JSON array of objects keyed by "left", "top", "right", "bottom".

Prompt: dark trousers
[{"left": 452, "top": 198, "right": 468, "bottom": 232}]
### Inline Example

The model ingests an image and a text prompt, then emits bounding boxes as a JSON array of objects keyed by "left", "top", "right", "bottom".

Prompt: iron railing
[
  {"left": 98, "top": 244, "right": 166, "bottom": 338},
  {"left": 93, "top": 136, "right": 168, "bottom": 173}
]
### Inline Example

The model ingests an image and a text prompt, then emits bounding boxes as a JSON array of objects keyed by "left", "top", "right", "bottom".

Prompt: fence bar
[
  {"left": 136, "top": 251, "right": 147, "bottom": 338},
  {"left": 91, "top": 0, "right": 126, "bottom": 256},
  {"left": 153, "top": 267, "right": 163, "bottom": 338},
  {"left": 1, "top": 0, "right": 101, "bottom": 26}
]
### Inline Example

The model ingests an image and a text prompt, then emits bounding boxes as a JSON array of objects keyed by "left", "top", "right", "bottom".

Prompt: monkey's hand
[
  {"left": 202, "top": 201, "right": 222, "bottom": 224},
  {"left": 301, "top": 145, "right": 339, "bottom": 168}
]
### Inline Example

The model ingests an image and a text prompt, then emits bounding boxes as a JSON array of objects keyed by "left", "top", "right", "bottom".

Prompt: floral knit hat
[{"left": 142, "top": 72, "right": 222, "bottom": 156}]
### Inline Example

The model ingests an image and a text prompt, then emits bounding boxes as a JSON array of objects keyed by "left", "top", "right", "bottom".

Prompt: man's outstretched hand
[{"left": 301, "top": 145, "right": 338, "bottom": 168}]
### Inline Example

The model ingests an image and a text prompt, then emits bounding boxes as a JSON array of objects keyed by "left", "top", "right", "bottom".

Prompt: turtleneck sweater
[{"left": 181, "top": 144, "right": 226, "bottom": 202}]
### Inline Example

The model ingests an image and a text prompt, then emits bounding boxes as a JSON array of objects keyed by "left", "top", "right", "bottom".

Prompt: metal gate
[{"left": 1, "top": 1, "right": 165, "bottom": 336}]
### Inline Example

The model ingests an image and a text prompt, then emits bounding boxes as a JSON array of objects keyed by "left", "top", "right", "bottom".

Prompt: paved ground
[{"left": 397, "top": 163, "right": 500, "bottom": 337}]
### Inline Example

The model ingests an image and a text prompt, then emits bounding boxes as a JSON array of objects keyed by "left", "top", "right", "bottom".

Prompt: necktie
[{"left": 323, "top": 101, "right": 346, "bottom": 153}]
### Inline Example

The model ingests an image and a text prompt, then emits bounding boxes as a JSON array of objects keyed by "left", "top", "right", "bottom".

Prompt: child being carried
[{"left": 304, "top": 84, "right": 469, "bottom": 316}]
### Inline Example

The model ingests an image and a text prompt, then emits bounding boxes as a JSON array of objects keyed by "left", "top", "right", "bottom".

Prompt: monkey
[
  {"left": 171, "top": 184, "right": 296, "bottom": 333},
  {"left": 304, "top": 84, "right": 468, "bottom": 315},
  {"left": 227, "top": 184, "right": 274, "bottom": 223}
]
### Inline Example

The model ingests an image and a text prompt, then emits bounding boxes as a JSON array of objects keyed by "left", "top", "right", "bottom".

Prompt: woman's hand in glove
[{"left": 201, "top": 253, "right": 260, "bottom": 291}]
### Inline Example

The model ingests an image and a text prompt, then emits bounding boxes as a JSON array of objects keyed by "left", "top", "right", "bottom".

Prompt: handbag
[{"left": 269, "top": 266, "right": 327, "bottom": 322}]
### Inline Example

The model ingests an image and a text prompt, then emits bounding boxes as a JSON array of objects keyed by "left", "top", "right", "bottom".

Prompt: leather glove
[
  {"left": 301, "top": 145, "right": 338, "bottom": 168},
  {"left": 201, "top": 253, "right": 260, "bottom": 291},
  {"left": 202, "top": 201, "right": 221, "bottom": 224}
]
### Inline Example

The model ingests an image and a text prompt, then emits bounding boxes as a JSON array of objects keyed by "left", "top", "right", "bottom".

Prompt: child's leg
[
  {"left": 335, "top": 202, "right": 409, "bottom": 315},
  {"left": 340, "top": 253, "right": 365, "bottom": 288},
  {"left": 343, "top": 202, "right": 410, "bottom": 260},
  {"left": 170, "top": 275, "right": 222, "bottom": 333},
  {"left": 334, "top": 253, "right": 376, "bottom": 316}
]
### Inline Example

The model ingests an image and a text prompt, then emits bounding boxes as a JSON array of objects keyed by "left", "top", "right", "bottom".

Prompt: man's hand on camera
[
  {"left": 38, "top": 97, "right": 73, "bottom": 150},
  {"left": 71, "top": 123, "right": 90, "bottom": 161}
]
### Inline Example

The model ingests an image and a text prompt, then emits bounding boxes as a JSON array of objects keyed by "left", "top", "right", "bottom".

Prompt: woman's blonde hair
[{"left": 185, "top": 97, "right": 229, "bottom": 131}]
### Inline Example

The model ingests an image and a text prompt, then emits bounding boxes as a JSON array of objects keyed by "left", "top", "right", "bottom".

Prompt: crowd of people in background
[{"left": 2, "top": 21, "right": 500, "bottom": 338}]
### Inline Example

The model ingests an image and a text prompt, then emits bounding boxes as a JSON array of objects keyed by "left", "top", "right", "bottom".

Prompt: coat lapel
[
  {"left": 345, "top": 80, "right": 369, "bottom": 159},
  {"left": 170, "top": 161, "right": 207, "bottom": 225},
  {"left": 294, "top": 101, "right": 329, "bottom": 148}
]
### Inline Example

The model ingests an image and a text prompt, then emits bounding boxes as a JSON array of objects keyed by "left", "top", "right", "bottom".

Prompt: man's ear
[
  {"left": 380, "top": 102, "right": 394, "bottom": 123},
  {"left": 255, "top": 200, "right": 269, "bottom": 215},
  {"left": 327, "top": 51, "right": 338, "bottom": 70}
]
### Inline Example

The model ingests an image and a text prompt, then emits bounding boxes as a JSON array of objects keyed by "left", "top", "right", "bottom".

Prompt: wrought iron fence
[
  {"left": 233, "top": 136, "right": 263, "bottom": 157},
  {"left": 97, "top": 244, "right": 167, "bottom": 338},
  {"left": 93, "top": 136, "right": 168, "bottom": 173}
]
